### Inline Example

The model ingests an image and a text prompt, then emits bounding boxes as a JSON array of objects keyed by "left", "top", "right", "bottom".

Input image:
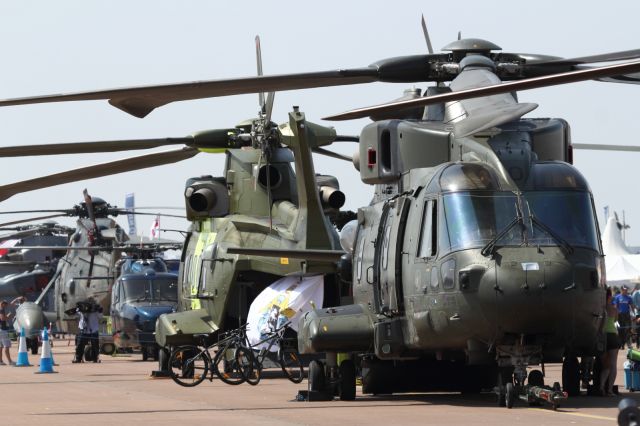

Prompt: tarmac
[{"left": 1, "top": 337, "right": 637, "bottom": 425}]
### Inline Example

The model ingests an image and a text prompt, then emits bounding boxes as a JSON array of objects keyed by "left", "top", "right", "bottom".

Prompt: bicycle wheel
[
  {"left": 279, "top": 349, "right": 304, "bottom": 383},
  {"left": 212, "top": 345, "right": 246, "bottom": 385},
  {"left": 236, "top": 346, "right": 262, "bottom": 385},
  {"left": 168, "top": 345, "right": 210, "bottom": 387}
]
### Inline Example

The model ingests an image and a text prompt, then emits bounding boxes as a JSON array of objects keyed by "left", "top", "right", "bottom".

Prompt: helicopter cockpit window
[
  {"left": 152, "top": 278, "right": 178, "bottom": 302},
  {"left": 524, "top": 191, "right": 598, "bottom": 250},
  {"left": 440, "top": 190, "right": 599, "bottom": 254},
  {"left": 122, "top": 278, "right": 178, "bottom": 302},
  {"left": 417, "top": 199, "right": 437, "bottom": 258},
  {"left": 439, "top": 164, "right": 500, "bottom": 192},
  {"left": 441, "top": 192, "right": 517, "bottom": 253},
  {"left": 122, "top": 259, "right": 168, "bottom": 274},
  {"left": 528, "top": 162, "right": 589, "bottom": 190}
]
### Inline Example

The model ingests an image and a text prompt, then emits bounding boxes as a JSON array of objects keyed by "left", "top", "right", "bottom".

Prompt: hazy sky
[{"left": 1, "top": 1, "right": 640, "bottom": 244}]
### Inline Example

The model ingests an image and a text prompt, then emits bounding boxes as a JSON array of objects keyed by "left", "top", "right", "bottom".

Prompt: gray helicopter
[{"left": 0, "top": 192, "right": 183, "bottom": 341}]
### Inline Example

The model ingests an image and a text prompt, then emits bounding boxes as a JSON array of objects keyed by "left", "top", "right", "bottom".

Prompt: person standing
[
  {"left": 632, "top": 285, "right": 640, "bottom": 347},
  {"left": 601, "top": 287, "right": 620, "bottom": 396},
  {"left": 613, "top": 285, "right": 634, "bottom": 348},
  {"left": 71, "top": 299, "right": 102, "bottom": 363},
  {"left": 0, "top": 300, "right": 14, "bottom": 365}
]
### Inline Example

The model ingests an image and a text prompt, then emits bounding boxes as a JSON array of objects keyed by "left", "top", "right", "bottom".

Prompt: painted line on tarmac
[{"left": 528, "top": 408, "right": 615, "bottom": 422}]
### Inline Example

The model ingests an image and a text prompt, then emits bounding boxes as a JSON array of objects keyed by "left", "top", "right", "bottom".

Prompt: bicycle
[
  {"left": 168, "top": 324, "right": 249, "bottom": 387},
  {"left": 235, "top": 321, "right": 304, "bottom": 385}
]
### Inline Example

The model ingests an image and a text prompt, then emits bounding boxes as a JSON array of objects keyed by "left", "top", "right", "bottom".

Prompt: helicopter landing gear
[
  {"left": 300, "top": 353, "right": 357, "bottom": 401},
  {"left": 308, "top": 360, "right": 326, "bottom": 393},
  {"left": 338, "top": 359, "right": 356, "bottom": 401},
  {"left": 496, "top": 340, "right": 567, "bottom": 409},
  {"left": 562, "top": 356, "right": 581, "bottom": 396}
]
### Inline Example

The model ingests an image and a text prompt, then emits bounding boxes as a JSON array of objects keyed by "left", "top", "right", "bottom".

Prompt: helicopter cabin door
[{"left": 374, "top": 197, "right": 409, "bottom": 314}]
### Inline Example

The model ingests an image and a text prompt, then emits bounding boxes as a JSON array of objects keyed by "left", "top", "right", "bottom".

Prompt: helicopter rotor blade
[
  {"left": 572, "top": 143, "right": 640, "bottom": 152},
  {"left": 312, "top": 147, "right": 353, "bottom": 162},
  {"left": 0, "top": 137, "right": 193, "bottom": 157},
  {"left": 0, "top": 214, "right": 69, "bottom": 228},
  {"left": 531, "top": 49, "right": 640, "bottom": 66},
  {"left": 421, "top": 14, "right": 434, "bottom": 54},
  {"left": 265, "top": 91, "right": 275, "bottom": 126},
  {"left": 0, "top": 129, "right": 241, "bottom": 158},
  {"left": 111, "top": 210, "right": 185, "bottom": 219},
  {"left": 0, "top": 209, "right": 74, "bottom": 215},
  {"left": 0, "top": 44, "right": 638, "bottom": 119},
  {"left": 324, "top": 60, "right": 640, "bottom": 121},
  {"left": 0, "top": 147, "right": 199, "bottom": 202},
  {"left": 83, "top": 189, "right": 96, "bottom": 224},
  {"left": 256, "top": 35, "right": 265, "bottom": 112},
  {"left": 0, "top": 70, "right": 380, "bottom": 118}
]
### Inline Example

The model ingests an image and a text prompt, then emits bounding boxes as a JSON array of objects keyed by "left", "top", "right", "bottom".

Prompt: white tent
[{"left": 602, "top": 216, "right": 640, "bottom": 283}]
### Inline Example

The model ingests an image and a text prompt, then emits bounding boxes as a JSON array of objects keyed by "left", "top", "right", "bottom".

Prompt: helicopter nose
[
  {"left": 14, "top": 302, "right": 44, "bottom": 335},
  {"left": 476, "top": 249, "right": 602, "bottom": 344}
]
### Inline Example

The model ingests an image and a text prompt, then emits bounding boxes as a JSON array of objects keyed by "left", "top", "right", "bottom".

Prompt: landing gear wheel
[
  {"left": 308, "top": 360, "right": 326, "bottom": 393},
  {"left": 562, "top": 357, "right": 580, "bottom": 396},
  {"left": 339, "top": 360, "right": 356, "bottom": 401},
  {"left": 158, "top": 347, "right": 169, "bottom": 372},
  {"left": 100, "top": 342, "right": 116, "bottom": 356},
  {"left": 497, "top": 388, "right": 506, "bottom": 407},
  {"left": 84, "top": 345, "right": 97, "bottom": 362},
  {"left": 505, "top": 382, "right": 516, "bottom": 409},
  {"left": 142, "top": 348, "right": 149, "bottom": 361},
  {"left": 528, "top": 369, "right": 544, "bottom": 387}
]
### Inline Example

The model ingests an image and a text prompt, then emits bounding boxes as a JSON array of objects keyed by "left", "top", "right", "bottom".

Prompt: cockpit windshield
[
  {"left": 121, "top": 259, "right": 167, "bottom": 274},
  {"left": 440, "top": 191, "right": 599, "bottom": 254},
  {"left": 122, "top": 278, "right": 178, "bottom": 302}
]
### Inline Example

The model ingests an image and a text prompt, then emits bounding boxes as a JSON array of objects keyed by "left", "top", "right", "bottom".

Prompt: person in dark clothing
[{"left": 613, "top": 285, "right": 634, "bottom": 348}]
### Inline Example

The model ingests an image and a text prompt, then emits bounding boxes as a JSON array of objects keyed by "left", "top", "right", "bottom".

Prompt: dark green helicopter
[{"left": 1, "top": 30, "right": 640, "bottom": 407}]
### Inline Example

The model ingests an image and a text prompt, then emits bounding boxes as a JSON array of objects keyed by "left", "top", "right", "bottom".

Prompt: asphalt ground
[{"left": 0, "top": 337, "right": 636, "bottom": 425}]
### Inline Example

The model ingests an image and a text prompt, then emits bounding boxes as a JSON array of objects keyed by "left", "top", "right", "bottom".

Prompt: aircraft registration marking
[{"left": 521, "top": 262, "right": 540, "bottom": 271}]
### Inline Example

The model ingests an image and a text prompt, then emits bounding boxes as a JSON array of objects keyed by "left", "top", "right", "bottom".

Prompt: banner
[
  {"left": 246, "top": 275, "right": 324, "bottom": 350},
  {"left": 125, "top": 193, "right": 136, "bottom": 236}
]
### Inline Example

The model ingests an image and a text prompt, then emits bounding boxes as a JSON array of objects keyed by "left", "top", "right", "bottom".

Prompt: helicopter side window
[
  {"left": 356, "top": 232, "right": 366, "bottom": 282},
  {"left": 381, "top": 225, "right": 391, "bottom": 270},
  {"left": 182, "top": 255, "right": 192, "bottom": 293},
  {"left": 198, "top": 259, "right": 209, "bottom": 294},
  {"left": 441, "top": 259, "right": 456, "bottom": 290},
  {"left": 113, "top": 283, "right": 120, "bottom": 304},
  {"left": 417, "top": 199, "right": 437, "bottom": 258},
  {"left": 430, "top": 267, "right": 439, "bottom": 290}
]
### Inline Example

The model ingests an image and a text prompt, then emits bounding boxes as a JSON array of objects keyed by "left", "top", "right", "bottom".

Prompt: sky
[{"left": 1, "top": 1, "right": 640, "bottom": 244}]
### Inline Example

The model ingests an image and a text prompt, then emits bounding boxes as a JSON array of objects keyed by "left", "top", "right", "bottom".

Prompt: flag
[
  {"left": 125, "top": 193, "right": 137, "bottom": 236},
  {"left": 150, "top": 215, "right": 160, "bottom": 239}
]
